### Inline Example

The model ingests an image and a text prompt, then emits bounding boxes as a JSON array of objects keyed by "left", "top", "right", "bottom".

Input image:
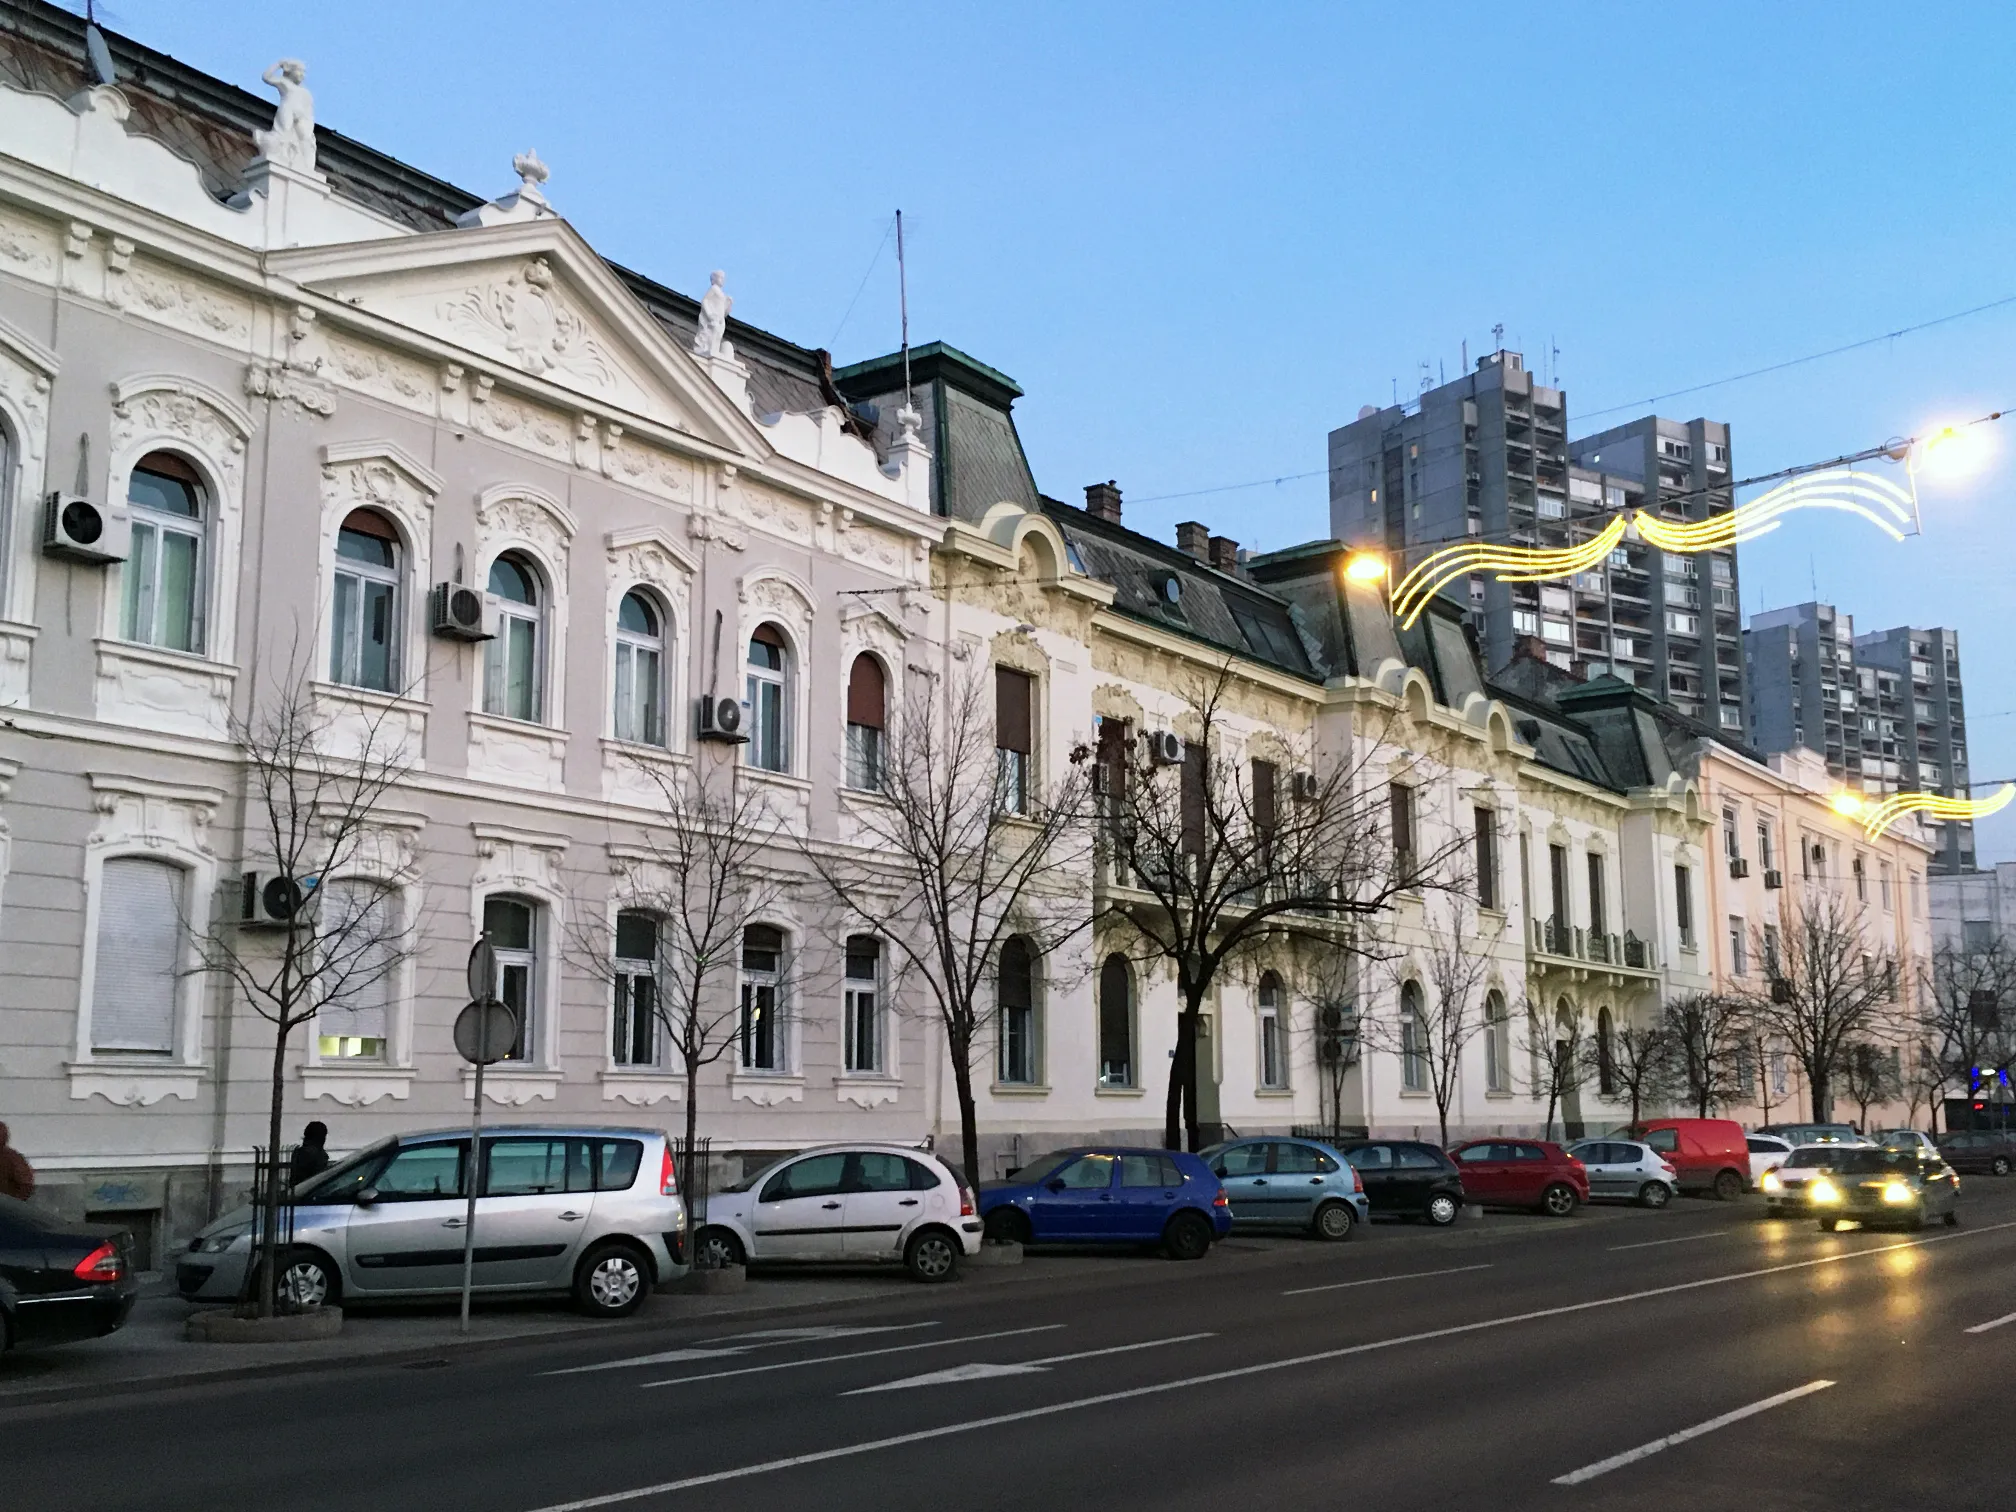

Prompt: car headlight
[
  {"left": 1760, "top": 1170, "right": 1781, "bottom": 1193},
  {"left": 1881, "top": 1182, "right": 1915, "bottom": 1205},
  {"left": 194, "top": 1228, "right": 247, "bottom": 1254},
  {"left": 1810, "top": 1178, "right": 1841, "bottom": 1204}
]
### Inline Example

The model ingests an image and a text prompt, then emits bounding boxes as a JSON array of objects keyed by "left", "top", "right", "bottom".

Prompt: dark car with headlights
[
  {"left": 0, "top": 1196, "right": 137, "bottom": 1351},
  {"left": 1808, "top": 1147, "right": 1960, "bottom": 1232}
]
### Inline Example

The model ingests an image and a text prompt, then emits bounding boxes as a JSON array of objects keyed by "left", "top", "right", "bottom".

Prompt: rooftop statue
[{"left": 253, "top": 59, "right": 316, "bottom": 172}]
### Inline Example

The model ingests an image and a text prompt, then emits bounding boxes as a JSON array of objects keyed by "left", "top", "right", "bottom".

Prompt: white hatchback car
[
  {"left": 1747, "top": 1134, "right": 1794, "bottom": 1184},
  {"left": 694, "top": 1144, "right": 982, "bottom": 1283}
]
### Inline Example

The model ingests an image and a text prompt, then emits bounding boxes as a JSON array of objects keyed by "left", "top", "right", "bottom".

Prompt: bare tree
[
  {"left": 1917, "top": 936, "right": 2016, "bottom": 1131},
  {"left": 1740, "top": 892, "right": 1900, "bottom": 1122},
  {"left": 799, "top": 662, "right": 1092, "bottom": 1189},
  {"left": 1842, "top": 1042, "right": 1900, "bottom": 1132},
  {"left": 1097, "top": 666, "right": 1447, "bottom": 1150},
  {"left": 576, "top": 750, "right": 788, "bottom": 1263},
  {"left": 1526, "top": 996, "right": 1587, "bottom": 1142},
  {"left": 191, "top": 668, "right": 417, "bottom": 1316},
  {"left": 1583, "top": 1015, "right": 1676, "bottom": 1129},
  {"left": 1660, "top": 992, "right": 1752, "bottom": 1118},
  {"left": 1365, "top": 894, "right": 1497, "bottom": 1147},
  {"left": 1302, "top": 943, "right": 1364, "bottom": 1138}
]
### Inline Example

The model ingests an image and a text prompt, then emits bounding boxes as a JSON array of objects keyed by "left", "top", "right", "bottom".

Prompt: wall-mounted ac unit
[
  {"left": 428, "top": 582, "right": 492, "bottom": 641},
  {"left": 1728, "top": 858, "right": 1751, "bottom": 879},
  {"left": 1291, "top": 770, "right": 1320, "bottom": 802},
  {"left": 697, "top": 693, "right": 749, "bottom": 743},
  {"left": 241, "top": 871, "right": 314, "bottom": 928},
  {"left": 1146, "top": 730, "right": 1185, "bottom": 766},
  {"left": 41, "top": 490, "right": 129, "bottom": 564},
  {"left": 1762, "top": 869, "right": 1784, "bottom": 890}
]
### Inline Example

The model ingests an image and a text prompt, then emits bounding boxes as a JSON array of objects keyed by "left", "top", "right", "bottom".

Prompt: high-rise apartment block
[
  {"left": 1328, "top": 352, "right": 1745, "bottom": 735},
  {"left": 1744, "top": 605, "right": 1973, "bottom": 873}
]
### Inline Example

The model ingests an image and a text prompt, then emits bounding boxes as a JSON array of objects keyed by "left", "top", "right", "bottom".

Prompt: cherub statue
[
  {"left": 693, "top": 270, "right": 733, "bottom": 359},
  {"left": 252, "top": 59, "right": 315, "bottom": 171}
]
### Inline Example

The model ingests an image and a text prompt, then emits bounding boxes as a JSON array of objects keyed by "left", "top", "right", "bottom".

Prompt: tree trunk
[
  {"left": 954, "top": 1055, "right": 982, "bottom": 1191},
  {"left": 680, "top": 1054, "right": 701, "bottom": 1265},
  {"left": 1810, "top": 1072, "right": 1831, "bottom": 1123},
  {"left": 260, "top": 1018, "right": 288, "bottom": 1318},
  {"left": 1164, "top": 1011, "right": 1192, "bottom": 1150}
]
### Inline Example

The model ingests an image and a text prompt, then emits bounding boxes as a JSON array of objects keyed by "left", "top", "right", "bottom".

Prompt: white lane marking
[
  {"left": 1609, "top": 1231, "right": 1731, "bottom": 1252},
  {"left": 519, "top": 1221, "right": 2016, "bottom": 1511},
  {"left": 546, "top": 1323, "right": 935, "bottom": 1376},
  {"left": 1551, "top": 1380, "right": 1836, "bottom": 1485},
  {"left": 843, "top": 1333, "right": 1214, "bottom": 1396},
  {"left": 1965, "top": 1309, "right": 2016, "bottom": 1334},
  {"left": 1282, "top": 1263, "right": 1492, "bottom": 1296},
  {"left": 636, "top": 1325, "right": 1062, "bottom": 1389}
]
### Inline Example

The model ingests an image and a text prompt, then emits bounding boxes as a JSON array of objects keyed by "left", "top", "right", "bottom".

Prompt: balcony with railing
[{"left": 1530, "top": 916, "right": 1659, "bottom": 977}]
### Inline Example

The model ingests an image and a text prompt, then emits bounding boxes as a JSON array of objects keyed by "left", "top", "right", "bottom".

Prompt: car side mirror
[
  {"left": 355, "top": 1187, "right": 380, "bottom": 1208},
  {"left": 1045, "top": 1179, "right": 1067, "bottom": 1194}
]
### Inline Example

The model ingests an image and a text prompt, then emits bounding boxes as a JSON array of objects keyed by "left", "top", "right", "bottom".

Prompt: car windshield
[
  {"left": 294, "top": 1136, "right": 397, "bottom": 1201},
  {"left": 1823, "top": 1149, "right": 1915, "bottom": 1175},
  {"left": 1009, "top": 1152, "right": 1080, "bottom": 1183},
  {"left": 1784, "top": 1146, "right": 1845, "bottom": 1169}
]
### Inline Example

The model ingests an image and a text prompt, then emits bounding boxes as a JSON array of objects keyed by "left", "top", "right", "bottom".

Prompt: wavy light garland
[
  {"left": 1855, "top": 784, "right": 2015, "bottom": 841},
  {"left": 1388, "top": 468, "right": 1917, "bottom": 629}
]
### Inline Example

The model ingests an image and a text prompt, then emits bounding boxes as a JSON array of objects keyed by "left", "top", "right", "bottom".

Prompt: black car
[
  {"left": 0, "top": 1196, "right": 138, "bottom": 1351},
  {"left": 1334, "top": 1141, "right": 1466, "bottom": 1225},
  {"left": 1936, "top": 1130, "right": 2016, "bottom": 1177}
]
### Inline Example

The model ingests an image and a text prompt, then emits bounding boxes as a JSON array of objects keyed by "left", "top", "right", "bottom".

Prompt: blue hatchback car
[
  {"left": 1200, "top": 1137, "right": 1369, "bottom": 1241},
  {"left": 978, "top": 1148, "right": 1231, "bottom": 1259}
]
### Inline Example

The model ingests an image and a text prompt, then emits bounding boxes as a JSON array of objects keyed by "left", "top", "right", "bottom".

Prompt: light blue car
[{"left": 1200, "top": 1137, "right": 1370, "bottom": 1241}]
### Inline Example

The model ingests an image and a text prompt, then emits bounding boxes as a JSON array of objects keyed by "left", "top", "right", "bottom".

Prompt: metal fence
[
  {"left": 237, "top": 1144, "right": 301, "bottom": 1312},
  {"left": 677, "top": 1135, "right": 713, "bottom": 1221}
]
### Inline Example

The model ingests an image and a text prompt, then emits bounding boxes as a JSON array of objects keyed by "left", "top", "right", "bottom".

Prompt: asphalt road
[{"left": 9, "top": 1186, "right": 2016, "bottom": 1512}]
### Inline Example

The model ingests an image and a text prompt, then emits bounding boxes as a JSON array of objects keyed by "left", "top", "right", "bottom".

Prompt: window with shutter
[
  {"left": 995, "top": 667, "right": 1033, "bottom": 813},
  {"left": 1181, "top": 742, "right": 1207, "bottom": 856},
  {"left": 92, "top": 858, "right": 184, "bottom": 1053},
  {"left": 845, "top": 654, "right": 886, "bottom": 791},
  {"left": 319, "top": 881, "right": 398, "bottom": 1060}
]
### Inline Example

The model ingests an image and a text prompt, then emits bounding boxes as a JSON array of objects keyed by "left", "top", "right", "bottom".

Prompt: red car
[
  {"left": 1629, "top": 1118, "right": 1750, "bottom": 1201},
  {"left": 1447, "top": 1139, "right": 1588, "bottom": 1216}
]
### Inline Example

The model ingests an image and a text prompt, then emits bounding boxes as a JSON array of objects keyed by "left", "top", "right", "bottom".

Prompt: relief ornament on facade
[{"left": 443, "top": 257, "right": 615, "bottom": 389}]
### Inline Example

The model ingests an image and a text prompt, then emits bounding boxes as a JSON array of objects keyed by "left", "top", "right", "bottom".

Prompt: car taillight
[
  {"left": 1660, "top": 1161, "right": 1677, "bottom": 1177},
  {"left": 73, "top": 1242, "right": 123, "bottom": 1283},
  {"left": 660, "top": 1144, "right": 679, "bottom": 1197},
  {"left": 959, "top": 1184, "right": 976, "bottom": 1217},
  {"left": 1213, "top": 1186, "right": 1230, "bottom": 1208},
  {"left": 1351, "top": 1167, "right": 1364, "bottom": 1194}
]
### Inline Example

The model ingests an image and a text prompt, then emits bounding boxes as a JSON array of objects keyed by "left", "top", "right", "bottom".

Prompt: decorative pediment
[{"left": 270, "top": 222, "right": 769, "bottom": 456}]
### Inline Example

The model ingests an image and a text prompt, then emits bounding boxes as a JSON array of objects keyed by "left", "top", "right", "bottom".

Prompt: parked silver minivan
[{"left": 177, "top": 1126, "right": 686, "bottom": 1317}]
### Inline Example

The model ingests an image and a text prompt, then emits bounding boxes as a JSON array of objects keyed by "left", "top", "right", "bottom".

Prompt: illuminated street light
[
  {"left": 1343, "top": 552, "right": 1388, "bottom": 583},
  {"left": 1916, "top": 422, "right": 1991, "bottom": 480},
  {"left": 1831, "top": 792, "right": 1867, "bottom": 819}
]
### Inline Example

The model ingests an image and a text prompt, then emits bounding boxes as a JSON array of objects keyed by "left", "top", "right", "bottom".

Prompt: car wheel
[
  {"left": 1818, "top": 1217, "right": 1839, "bottom": 1232},
  {"left": 984, "top": 1207, "right": 1031, "bottom": 1245},
  {"left": 1312, "top": 1201, "right": 1356, "bottom": 1242},
  {"left": 1712, "top": 1169, "right": 1745, "bottom": 1202},
  {"left": 1540, "top": 1183, "right": 1579, "bottom": 1218},
  {"left": 1162, "top": 1210, "right": 1214, "bottom": 1261},
  {"left": 1993, "top": 1156, "right": 2011, "bottom": 1177},
  {"left": 693, "top": 1226, "right": 746, "bottom": 1270},
  {"left": 1425, "top": 1192, "right": 1460, "bottom": 1227},
  {"left": 904, "top": 1229, "right": 960, "bottom": 1283},
  {"left": 279, "top": 1249, "right": 340, "bottom": 1311},
  {"left": 574, "top": 1241, "right": 652, "bottom": 1318},
  {"left": 1637, "top": 1182, "right": 1672, "bottom": 1210}
]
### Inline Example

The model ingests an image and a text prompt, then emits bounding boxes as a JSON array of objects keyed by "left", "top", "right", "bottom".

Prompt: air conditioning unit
[
  {"left": 41, "top": 490, "right": 129, "bottom": 564},
  {"left": 429, "top": 582, "right": 491, "bottom": 641},
  {"left": 1291, "top": 770, "right": 1320, "bottom": 802},
  {"left": 240, "top": 871, "right": 314, "bottom": 928},
  {"left": 1146, "top": 730, "right": 1185, "bottom": 766},
  {"left": 1762, "top": 868, "right": 1784, "bottom": 890},
  {"left": 1728, "top": 858, "right": 1751, "bottom": 879},
  {"left": 1769, "top": 977, "right": 1792, "bottom": 1005},
  {"left": 696, "top": 693, "right": 749, "bottom": 743},
  {"left": 1810, "top": 843, "right": 1827, "bottom": 863}
]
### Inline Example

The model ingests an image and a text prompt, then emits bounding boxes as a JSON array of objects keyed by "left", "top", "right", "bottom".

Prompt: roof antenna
[
  {"left": 84, "top": 2, "right": 116, "bottom": 85},
  {"left": 895, "top": 209, "right": 913, "bottom": 412}
]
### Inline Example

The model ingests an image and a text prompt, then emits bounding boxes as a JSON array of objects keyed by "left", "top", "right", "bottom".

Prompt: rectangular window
[
  {"left": 1763, "top": 923, "right": 1781, "bottom": 978},
  {"left": 612, "top": 912, "right": 659, "bottom": 1068},
  {"left": 1549, "top": 843, "right": 1570, "bottom": 932},
  {"left": 1757, "top": 819, "right": 1776, "bottom": 871},
  {"left": 1181, "top": 743, "right": 1207, "bottom": 857},
  {"left": 1722, "top": 807, "right": 1740, "bottom": 862},
  {"left": 122, "top": 517, "right": 203, "bottom": 653},
  {"left": 485, "top": 613, "right": 541, "bottom": 721},
  {"left": 1258, "top": 994, "right": 1285, "bottom": 1090},
  {"left": 844, "top": 936, "right": 882, "bottom": 1074},
  {"left": 485, "top": 896, "right": 540, "bottom": 1062},
  {"left": 997, "top": 941, "right": 1037, "bottom": 1085},
  {"left": 1852, "top": 856, "right": 1867, "bottom": 902},
  {"left": 1587, "top": 852, "right": 1607, "bottom": 936},
  {"left": 92, "top": 858, "right": 183, "bottom": 1053},
  {"left": 994, "top": 666, "right": 1032, "bottom": 815},
  {"left": 319, "top": 881, "right": 398, "bottom": 1061},
  {"left": 739, "top": 926, "right": 786, "bottom": 1073},
  {"left": 1475, "top": 809, "right": 1498, "bottom": 910},
  {"left": 1675, "top": 863, "right": 1695, "bottom": 947},
  {"left": 1390, "top": 782, "right": 1415, "bottom": 876},
  {"left": 331, "top": 570, "right": 398, "bottom": 693},
  {"left": 613, "top": 639, "right": 663, "bottom": 745},
  {"left": 1728, "top": 918, "right": 1748, "bottom": 975},
  {"left": 1251, "top": 759, "right": 1277, "bottom": 850}
]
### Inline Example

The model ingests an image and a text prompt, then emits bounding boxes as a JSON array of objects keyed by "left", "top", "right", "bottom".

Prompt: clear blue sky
[{"left": 107, "top": 0, "right": 2016, "bottom": 859}]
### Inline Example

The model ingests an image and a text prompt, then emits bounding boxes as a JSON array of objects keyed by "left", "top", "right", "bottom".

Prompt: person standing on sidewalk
[
  {"left": 289, "top": 1121, "right": 331, "bottom": 1187},
  {"left": 0, "top": 1121, "right": 34, "bottom": 1201}
]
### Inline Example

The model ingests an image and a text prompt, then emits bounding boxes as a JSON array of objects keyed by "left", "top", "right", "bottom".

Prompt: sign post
[{"left": 453, "top": 936, "right": 514, "bottom": 1336}]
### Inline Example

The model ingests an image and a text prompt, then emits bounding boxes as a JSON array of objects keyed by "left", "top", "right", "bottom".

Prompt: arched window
[
  {"left": 1483, "top": 989, "right": 1509, "bottom": 1093},
  {"left": 91, "top": 857, "right": 186, "bottom": 1053},
  {"left": 844, "top": 935, "right": 883, "bottom": 1073},
  {"left": 613, "top": 911, "right": 660, "bottom": 1067},
  {"left": 483, "top": 895, "right": 540, "bottom": 1062},
  {"left": 998, "top": 936, "right": 1038, "bottom": 1085},
  {"left": 484, "top": 555, "right": 545, "bottom": 721},
  {"left": 845, "top": 654, "right": 887, "bottom": 791},
  {"left": 1596, "top": 1005, "right": 1616, "bottom": 1096},
  {"left": 1097, "top": 953, "right": 1133, "bottom": 1088},
  {"left": 122, "top": 452, "right": 207, "bottom": 653},
  {"left": 739, "top": 924, "right": 787, "bottom": 1072},
  {"left": 1257, "top": 971, "right": 1287, "bottom": 1090},
  {"left": 319, "top": 879, "right": 401, "bottom": 1061},
  {"left": 1399, "top": 980, "right": 1428, "bottom": 1091},
  {"left": 746, "top": 624, "right": 790, "bottom": 773},
  {"left": 613, "top": 589, "right": 667, "bottom": 746},
  {"left": 330, "top": 508, "right": 401, "bottom": 692}
]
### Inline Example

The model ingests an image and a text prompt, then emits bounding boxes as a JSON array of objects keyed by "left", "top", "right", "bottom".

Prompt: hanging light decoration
[{"left": 1856, "top": 784, "right": 2015, "bottom": 841}]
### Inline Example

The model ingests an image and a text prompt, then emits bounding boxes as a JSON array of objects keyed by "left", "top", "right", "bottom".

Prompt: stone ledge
[{"left": 186, "top": 1306, "right": 343, "bottom": 1343}]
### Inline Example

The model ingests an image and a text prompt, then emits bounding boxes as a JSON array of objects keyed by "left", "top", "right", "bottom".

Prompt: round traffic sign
[
  {"left": 453, "top": 998, "right": 518, "bottom": 1065},
  {"left": 466, "top": 936, "right": 499, "bottom": 1003}
]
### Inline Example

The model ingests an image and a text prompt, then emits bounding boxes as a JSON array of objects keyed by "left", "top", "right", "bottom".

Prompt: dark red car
[{"left": 1446, "top": 1139, "right": 1588, "bottom": 1216}]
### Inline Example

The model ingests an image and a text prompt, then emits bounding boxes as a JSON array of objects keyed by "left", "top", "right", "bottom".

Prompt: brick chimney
[
  {"left": 1175, "top": 521, "right": 1210, "bottom": 560},
  {"left": 1208, "top": 535, "right": 1239, "bottom": 573},
  {"left": 1084, "top": 480, "right": 1122, "bottom": 523}
]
